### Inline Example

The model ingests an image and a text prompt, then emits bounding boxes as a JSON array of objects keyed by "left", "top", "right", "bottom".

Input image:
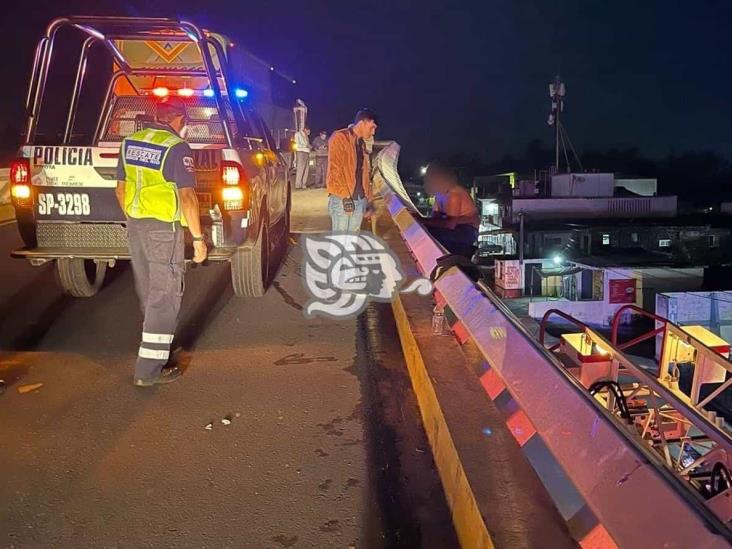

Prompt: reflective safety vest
[{"left": 122, "top": 128, "right": 187, "bottom": 226}]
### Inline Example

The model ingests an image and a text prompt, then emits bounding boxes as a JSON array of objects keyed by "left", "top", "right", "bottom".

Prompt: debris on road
[
  {"left": 17, "top": 383, "right": 43, "bottom": 394},
  {"left": 206, "top": 414, "right": 235, "bottom": 429}
]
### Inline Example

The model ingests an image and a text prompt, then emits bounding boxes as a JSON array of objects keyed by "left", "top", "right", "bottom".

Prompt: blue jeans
[{"left": 328, "top": 195, "right": 367, "bottom": 233}]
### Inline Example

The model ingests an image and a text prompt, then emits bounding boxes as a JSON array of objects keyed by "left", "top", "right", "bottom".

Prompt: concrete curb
[
  {"left": 0, "top": 204, "right": 15, "bottom": 225},
  {"left": 374, "top": 209, "right": 575, "bottom": 549},
  {"left": 371, "top": 213, "right": 494, "bottom": 547},
  {"left": 390, "top": 292, "right": 495, "bottom": 549}
]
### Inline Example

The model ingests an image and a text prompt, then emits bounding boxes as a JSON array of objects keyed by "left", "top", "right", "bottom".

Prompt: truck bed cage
[{"left": 25, "top": 16, "right": 243, "bottom": 147}]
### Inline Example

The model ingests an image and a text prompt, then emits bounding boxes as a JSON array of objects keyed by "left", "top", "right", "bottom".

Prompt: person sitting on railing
[{"left": 422, "top": 161, "right": 480, "bottom": 258}]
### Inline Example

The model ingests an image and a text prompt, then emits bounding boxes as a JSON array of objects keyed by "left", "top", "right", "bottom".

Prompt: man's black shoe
[{"left": 134, "top": 366, "right": 183, "bottom": 387}]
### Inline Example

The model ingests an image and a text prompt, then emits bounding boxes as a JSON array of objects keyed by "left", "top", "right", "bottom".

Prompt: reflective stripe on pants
[
  {"left": 142, "top": 332, "right": 175, "bottom": 344},
  {"left": 138, "top": 347, "right": 170, "bottom": 360},
  {"left": 127, "top": 217, "right": 185, "bottom": 381}
]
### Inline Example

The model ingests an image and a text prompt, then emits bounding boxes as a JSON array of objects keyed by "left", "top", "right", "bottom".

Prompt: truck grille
[{"left": 37, "top": 223, "right": 129, "bottom": 248}]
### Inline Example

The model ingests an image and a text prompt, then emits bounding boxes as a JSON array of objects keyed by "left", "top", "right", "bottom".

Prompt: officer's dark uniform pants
[{"left": 127, "top": 218, "right": 185, "bottom": 380}]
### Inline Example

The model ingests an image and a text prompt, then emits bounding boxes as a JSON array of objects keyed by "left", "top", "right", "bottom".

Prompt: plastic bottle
[{"left": 432, "top": 305, "right": 445, "bottom": 335}]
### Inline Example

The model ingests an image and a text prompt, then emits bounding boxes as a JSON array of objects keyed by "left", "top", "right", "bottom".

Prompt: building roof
[
  {"left": 513, "top": 217, "right": 731, "bottom": 232},
  {"left": 571, "top": 251, "right": 693, "bottom": 269}
]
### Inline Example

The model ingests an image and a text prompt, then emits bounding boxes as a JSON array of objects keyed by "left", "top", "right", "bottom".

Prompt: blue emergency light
[{"left": 203, "top": 87, "right": 248, "bottom": 99}]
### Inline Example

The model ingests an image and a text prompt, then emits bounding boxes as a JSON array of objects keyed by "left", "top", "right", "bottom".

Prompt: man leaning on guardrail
[
  {"left": 422, "top": 162, "right": 480, "bottom": 258},
  {"left": 326, "top": 109, "right": 378, "bottom": 233}
]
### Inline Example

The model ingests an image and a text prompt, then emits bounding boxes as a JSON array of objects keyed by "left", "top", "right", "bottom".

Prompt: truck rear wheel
[
  {"left": 231, "top": 216, "right": 270, "bottom": 298},
  {"left": 283, "top": 188, "right": 291, "bottom": 235},
  {"left": 56, "top": 258, "right": 107, "bottom": 297},
  {"left": 16, "top": 215, "right": 36, "bottom": 248},
  {"left": 273, "top": 188, "right": 291, "bottom": 256}
]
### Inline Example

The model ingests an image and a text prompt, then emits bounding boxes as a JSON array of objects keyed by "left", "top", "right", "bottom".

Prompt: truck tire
[
  {"left": 283, "top": 187, "right": 291, "bottom": 235},
  {"left": 231, "top": 215, "right": 270, "bottom": 298},
  {"left": 56, "top": 258, "right": 107, "bottom": 297},
  {"left": 275, "top": 188, "right": 291, "bottom": 254},
  {"left": 16, "top": 215, "right": 36, "bottom": 248}
]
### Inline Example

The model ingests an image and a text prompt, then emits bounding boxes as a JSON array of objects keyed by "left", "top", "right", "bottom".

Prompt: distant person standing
[
  {"left": 311, "top": 130, "right": 329, "bottom": 188},
  {"left": 294, "top": 127, "right": 311, "bottom": 189},
  {"left": 326, "top": 110, "right": 378, "bottom": 233}
]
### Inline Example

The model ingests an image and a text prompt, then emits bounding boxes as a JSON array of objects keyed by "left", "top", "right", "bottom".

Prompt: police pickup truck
[{"left": 9, "top": 16, "right": 292, "bottom": 297}]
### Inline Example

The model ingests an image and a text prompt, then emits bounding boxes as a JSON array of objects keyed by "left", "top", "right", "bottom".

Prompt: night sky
[{"left": 2, "top": 0, "right": 732, "bottom": 172}]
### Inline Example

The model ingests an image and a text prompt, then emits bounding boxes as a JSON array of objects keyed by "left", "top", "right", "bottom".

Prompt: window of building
[
  {"left": 602, "top": 234, "right": 610, "bottom": 245},
  {"left": 631, "top": 232, "right": 639, "bottom": 243},
  {"left": 709, "top": 235, "right": 720, "bottom": 248},
  {"left": 483, "top": 202, "right": 499, "bottom": 215},
  {"left": 659, "top": 239, "right": 671, "bottom": 248}
]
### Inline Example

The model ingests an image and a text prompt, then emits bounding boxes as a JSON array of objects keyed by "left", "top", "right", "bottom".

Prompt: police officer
[{"left": 115, "top": 97, "right": 207, "bottom": 387}]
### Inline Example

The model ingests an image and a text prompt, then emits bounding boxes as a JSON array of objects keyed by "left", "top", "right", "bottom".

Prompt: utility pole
[
  {"left": 555, "top": 104, "right": 560, "bottom": 172},
  {"left": 547, "top": 75, "right": 565, "bottom": 173}
]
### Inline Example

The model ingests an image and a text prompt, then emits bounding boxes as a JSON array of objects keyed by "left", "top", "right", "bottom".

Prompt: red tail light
[
  {"left": 10, "top": 158, "right": 30, "bottom": 185},
  {"left": 220, "top": 160, "right": 250, "bottom": 211},
  {"left": 10, "top": 158, "right": 32, "bottom": 205}
]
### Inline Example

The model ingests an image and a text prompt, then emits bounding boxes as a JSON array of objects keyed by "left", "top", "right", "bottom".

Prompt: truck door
[{"left": 248, "top": 110, "right": 287, "bottom": 225}]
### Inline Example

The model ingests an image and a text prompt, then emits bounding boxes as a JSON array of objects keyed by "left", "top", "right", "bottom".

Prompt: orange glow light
[
  {"left": 11, "top": 184, "right": 31, "bottom": 200},
  {"left": 222, "top": 187, "right": 244, "bottom": 201}
]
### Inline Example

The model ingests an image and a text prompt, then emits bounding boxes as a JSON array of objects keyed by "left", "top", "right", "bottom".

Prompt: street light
[{"left": 420, "top": 166, "right": 428, "bottom": 176}]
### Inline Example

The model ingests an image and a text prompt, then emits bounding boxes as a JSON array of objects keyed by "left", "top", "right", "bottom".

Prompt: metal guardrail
[
  {"left": 373, "top": 142, "right": 732, "bottom": 548},
  {"left": 540, "top": 308, "right": 732, "bottom": 525}
]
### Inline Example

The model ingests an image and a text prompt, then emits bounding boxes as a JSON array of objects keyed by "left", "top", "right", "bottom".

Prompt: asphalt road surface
[{"left": 0, "top": 190, "right": 457, "bottom": 548}]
